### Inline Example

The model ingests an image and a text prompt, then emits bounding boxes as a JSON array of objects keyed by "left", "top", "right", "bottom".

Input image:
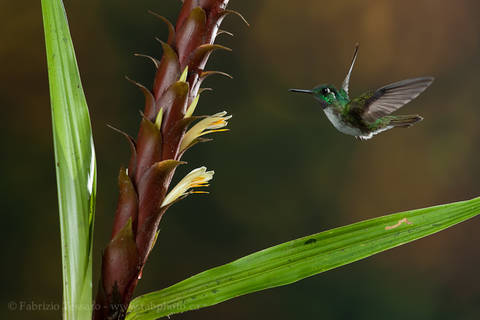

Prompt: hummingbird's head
[
  {"left": 289, "top": 84, "right": 346, "bottom": 109},
  {"left": 311, "top": 85, "right": 340, "bottom": 107}
]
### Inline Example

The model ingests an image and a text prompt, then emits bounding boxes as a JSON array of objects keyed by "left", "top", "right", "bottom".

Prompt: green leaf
[
  {"left": 126, "top": 197, "right": 480, "bottom": 320},
  {"left": 41, "top": 1, "right": 96, "bottom": 319}
]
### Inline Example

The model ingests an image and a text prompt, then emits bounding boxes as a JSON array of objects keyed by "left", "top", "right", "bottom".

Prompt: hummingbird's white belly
[
  {"left": 323, "top": 107, "right": 363, "bottom": 137},
  {"left": 323, "top": 107, "right": 393, "bottom": 140}
]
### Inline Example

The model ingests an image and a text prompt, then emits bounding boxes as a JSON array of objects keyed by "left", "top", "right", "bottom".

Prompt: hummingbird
[{"left": 289, "top": 44, "right": 434, "bottom": 140}]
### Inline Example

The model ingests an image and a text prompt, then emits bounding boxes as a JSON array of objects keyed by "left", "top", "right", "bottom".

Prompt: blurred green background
[{"left": 2, "top": 0, "right": 480, "bottom": 319}]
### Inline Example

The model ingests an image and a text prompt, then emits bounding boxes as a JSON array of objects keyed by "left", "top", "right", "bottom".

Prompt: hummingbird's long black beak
[{"left": 288, "top": 88, "right": 313, "bottom": 94}]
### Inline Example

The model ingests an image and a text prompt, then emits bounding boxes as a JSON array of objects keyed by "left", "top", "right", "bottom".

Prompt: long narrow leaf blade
[
  {"left": 41, "top": 1, "right": 96, "bottom": 319},
  {"left": 127, "top": 197, "right": 480, "bottom": 320}
]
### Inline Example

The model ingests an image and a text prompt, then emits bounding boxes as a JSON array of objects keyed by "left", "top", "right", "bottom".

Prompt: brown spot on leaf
[{"left": 385, "top": 218, "right": 413, "bottom": 230}]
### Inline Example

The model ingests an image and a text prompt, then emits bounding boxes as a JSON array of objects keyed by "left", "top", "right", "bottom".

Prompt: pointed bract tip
[
  {"left": 218, "top": 30, "right": 234, "bottom": 37},
  {"left": 106, "top": 123, "right": 122, "bottom": 133},
  {"left": 224, "top": 9, "right": 250, "bottom": 27},
  {"left": 148, "top": 10, "right": 175, "bottom": 44},
  {"left": 133, "top": 53, "right": 160, "bottom": 69},
  {"left": 200, "top": 70, "right": 233, "bottom": 80},
  {"left": 199, "top": 87, "right": 214, "bottom": 94}
]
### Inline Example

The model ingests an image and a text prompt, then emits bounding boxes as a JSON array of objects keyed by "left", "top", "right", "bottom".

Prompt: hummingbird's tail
[{"left": 387, "top": 115, "right": 423, "bottom": 128}]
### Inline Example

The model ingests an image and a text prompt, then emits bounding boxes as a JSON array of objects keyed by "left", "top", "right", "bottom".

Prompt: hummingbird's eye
[{"left": 322, "top": 88, "right": 331, "bottom": 95}]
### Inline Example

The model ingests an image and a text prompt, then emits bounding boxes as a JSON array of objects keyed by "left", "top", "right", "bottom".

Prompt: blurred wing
[
  {"left": 361, "top": 77, "right": 434, "bottom": 122},
  {"left": 341, "top": 43, "right": 359, "bottom": 96}
]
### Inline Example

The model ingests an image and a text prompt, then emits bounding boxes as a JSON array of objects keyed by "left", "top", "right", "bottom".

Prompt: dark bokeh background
[{"left": 2, "top": 0, "right": 480, "bottom": 319}]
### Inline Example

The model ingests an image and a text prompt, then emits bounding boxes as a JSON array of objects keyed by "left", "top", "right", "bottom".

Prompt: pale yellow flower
[
  {"left": 180, "top": 111, "right": 232, "bottom": 151},
  {"left": 161, "top": 167, "right": 214, "bottom": 207}
]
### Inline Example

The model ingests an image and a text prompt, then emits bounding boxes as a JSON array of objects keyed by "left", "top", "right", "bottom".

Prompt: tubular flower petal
[
  {"left": 180, "top": 111, "right": 231, "bottom": 151},
  {"left": 161, "top": 167, "right": 214, "bottom": 207}
]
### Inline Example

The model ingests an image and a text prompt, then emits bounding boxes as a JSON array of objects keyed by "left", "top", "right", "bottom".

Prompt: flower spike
[{"left": 95, "top": 1, "right": 242, "bottom": 317}]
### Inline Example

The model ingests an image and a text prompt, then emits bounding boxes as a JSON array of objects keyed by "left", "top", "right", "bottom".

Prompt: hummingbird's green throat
[{"left": 289, "top": 44, "right": 434, "bottom": 140}]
